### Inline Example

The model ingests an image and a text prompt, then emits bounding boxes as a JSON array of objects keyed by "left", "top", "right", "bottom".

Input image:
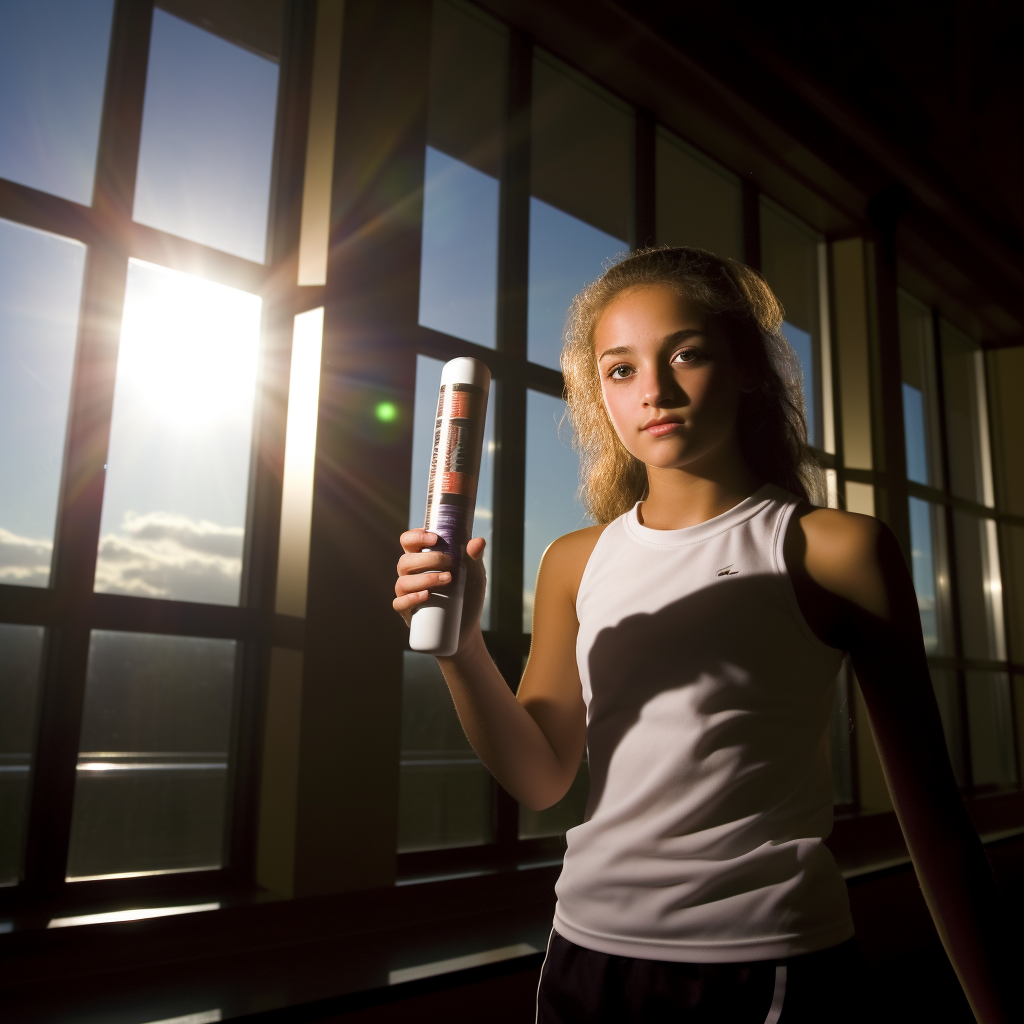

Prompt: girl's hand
[{"left": 393, "top": 529, "right": 487, "bottom": 651}]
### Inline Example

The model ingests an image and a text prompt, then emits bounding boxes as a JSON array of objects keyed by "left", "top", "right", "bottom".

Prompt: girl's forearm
[
  {"left": 435, "top": 631, "right": 573, "bottom": 809},
  {"left": 895, "top": 793, "right": 1017, "bottom": 1024}
]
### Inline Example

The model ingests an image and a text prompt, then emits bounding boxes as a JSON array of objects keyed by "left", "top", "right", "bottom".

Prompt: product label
[{"left": 423, "top": 382, "right": 485, "bottom": 574}]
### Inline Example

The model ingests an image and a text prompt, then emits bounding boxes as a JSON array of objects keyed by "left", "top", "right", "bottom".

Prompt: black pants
[{"left": 536, "top": 931, "right": 867, "bottom": 1023}]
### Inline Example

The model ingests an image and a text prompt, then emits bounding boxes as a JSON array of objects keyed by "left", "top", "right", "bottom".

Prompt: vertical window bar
[
  {"left": 230, "top": 0, "right": 319, "bottom": 881},
  {"left": 490, "top": 27, "right": 533, "bottom": 850},
  {"left": 22, "top": 0, "right": 156, "bottom": 897}
]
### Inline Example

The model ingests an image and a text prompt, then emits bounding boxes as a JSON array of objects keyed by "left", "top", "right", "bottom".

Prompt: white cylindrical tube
[{"left": 408, "top": 357, "right": 491, "bottom": 657}]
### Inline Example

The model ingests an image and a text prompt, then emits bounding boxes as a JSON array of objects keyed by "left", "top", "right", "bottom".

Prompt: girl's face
[{"left": 594, "top": 284, "right": 750, "bottom": 473}]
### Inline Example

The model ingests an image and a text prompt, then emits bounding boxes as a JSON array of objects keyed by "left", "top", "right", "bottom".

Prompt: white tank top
[{"left": 553, "top": 484, "right": 854, "bottom": 963}]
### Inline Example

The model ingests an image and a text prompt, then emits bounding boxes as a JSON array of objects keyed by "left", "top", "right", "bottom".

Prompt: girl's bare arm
[
  {"left": 394, "top": 526, "right": 599, "bottom": 810},
  {"left": 788, "top": 509, "right": 1017, "bottom": 1024}
]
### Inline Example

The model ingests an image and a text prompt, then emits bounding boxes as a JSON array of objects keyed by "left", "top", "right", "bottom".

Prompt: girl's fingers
[
  {"left": 397, "top": 551, "right": 452, "bottom": 576},
  {"left": 466, "top": 536, "right": 487, "bottom": 561},
  {"left": 395, "top": 570, "right": 451, "bottom": 598},
  {"left": 393, "top": 590, "right": 430, "bottom": 615},
  {"left": 400, "top": 529, "right": 438, "bottom": 554}
]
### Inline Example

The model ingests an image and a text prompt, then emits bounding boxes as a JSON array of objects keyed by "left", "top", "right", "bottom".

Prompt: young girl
[{"left": 393, "top": 248, "right": 1013, "bottom": 1023}]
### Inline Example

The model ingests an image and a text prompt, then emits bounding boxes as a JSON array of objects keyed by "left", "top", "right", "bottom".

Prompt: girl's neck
[{"left": 637, "top": 454, "right": 762, "bottom": 531}]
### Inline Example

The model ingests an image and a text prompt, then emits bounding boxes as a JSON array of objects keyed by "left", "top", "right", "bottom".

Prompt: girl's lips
[{"left": 644, "top": 420, "right": 682, "bottom": 437}]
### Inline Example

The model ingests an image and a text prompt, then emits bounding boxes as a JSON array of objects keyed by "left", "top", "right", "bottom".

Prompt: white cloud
[
  {"left": 95, "top": 512, "right": 243, "bottom": 605},
  {"left": 0, "top": 514, "right": 245, "bottom": 604},
  {"left": 0, "top": 527, "right": 53, "bottom": 587}
]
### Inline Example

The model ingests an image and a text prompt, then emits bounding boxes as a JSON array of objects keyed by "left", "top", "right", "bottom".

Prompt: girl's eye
[
  {"left": 673, "top": 348, "right": 704, "bottom": 364},
  {"left": 608, "top": 364, "right": 634, "bottom": 379}
]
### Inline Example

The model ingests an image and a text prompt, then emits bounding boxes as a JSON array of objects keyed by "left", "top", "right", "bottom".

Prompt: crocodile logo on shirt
[{"left": 716, "top": 565, "right": 739, "bottom": 577}]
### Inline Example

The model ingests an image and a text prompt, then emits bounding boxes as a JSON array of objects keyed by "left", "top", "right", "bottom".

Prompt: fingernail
[
  {"left": 424, "top": 532, "right": 437, "bottom": 543},
  {"left": 439, "top": 572, "right": 451, "bottom": 581}
]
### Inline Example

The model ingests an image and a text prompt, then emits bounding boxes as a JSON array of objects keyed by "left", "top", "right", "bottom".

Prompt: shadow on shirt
[{"left": 582, "top": 572, "right": 840, "bottom": 827}]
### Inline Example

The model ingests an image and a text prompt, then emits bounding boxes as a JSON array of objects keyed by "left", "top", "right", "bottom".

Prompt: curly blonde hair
[{"left": 562, "top": 246, "right": 823, "bottom": 524}]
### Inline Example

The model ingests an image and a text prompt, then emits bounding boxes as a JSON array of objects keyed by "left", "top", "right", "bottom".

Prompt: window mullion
[{"left": 20, "top": 0, "right": 156, "bottom": 900}]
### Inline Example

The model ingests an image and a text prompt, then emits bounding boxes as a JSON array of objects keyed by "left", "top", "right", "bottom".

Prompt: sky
[
  {"left": 0, "top": 219, "right": 86, "bottom": 587},
  {"left": 0, "top": 0, "right": 115, "bottom": 206},
  {"left": 133, "top": 9, "right": 279, "bottom": 264},
  {"left": 0, "top": 8, "right": 279, "bottom": 605},
  {"left": 3, "top": 7, "right": 829, "bottom": 622}
]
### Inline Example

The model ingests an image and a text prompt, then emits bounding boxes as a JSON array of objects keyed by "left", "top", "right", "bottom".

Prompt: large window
[
  {"left": 3, "top": 0, "right": 1021, "bottom": 923},
  {"left": 0, "top": 0, "right": 320, "bottom": 907},
  {"left": 897, "top": 296, "right": 1017, "bottom": 791}
]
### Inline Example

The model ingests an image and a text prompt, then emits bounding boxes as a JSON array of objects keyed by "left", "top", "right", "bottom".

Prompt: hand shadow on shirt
[{"left": 582, "top": 572, "right": 839, "bottom": 823}]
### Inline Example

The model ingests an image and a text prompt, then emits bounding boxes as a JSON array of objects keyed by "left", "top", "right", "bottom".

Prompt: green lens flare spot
[{"left": 374, "top": 400, "right": 398, "bottom": 423}]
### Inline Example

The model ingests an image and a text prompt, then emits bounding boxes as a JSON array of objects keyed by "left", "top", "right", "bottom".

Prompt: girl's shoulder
[
  {"left": 538, "top": 522, "right": 611, "bottom": 608},
  {"left": 785, "top": 504, "right": 912, "bottom": 651}
]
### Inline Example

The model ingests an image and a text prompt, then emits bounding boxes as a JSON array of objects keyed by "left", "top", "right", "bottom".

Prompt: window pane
[
  {"left": 0, "top": 625, "right": 44, "bottom": 884},
  {"left": 524, "top": 391, "right": 589, "bottom": 631},
  {"left": 529, "top": 52, "right": 630, "bottom": 370},
  {"left": 832, "top": 238, "right": 873, "bottom": 470},
  {"left": 94, "top": 260, "right": 261, "bottom": 605},
  {"left": 67, "top": 631, "right": 236, "bottom": 880},
  {"left": 760, "top": 201, "right": 823, "bottom": 447},
  {"left": 133, "top": 7, "right": 280, "bottom": 262},
  {"left": 398, "top": 652, "right": 492, "bottom": 852},
  {"left": 275, "top": 308, "right": 325, "bottom": 618},
  {"left": 953, "top": 510, "right": 1006, "bottom": 662},
  {"left": 0, "top": 220, "right": 86, "bottom": 587},
  {"left": 909, "top": 497, "right": 951, "bottom": 655},
  {"left": 966, "top": 671, "right": 1016, "bottom": 787},
  {"left": 940, "top": 321, "right": 994, "bottom": 506},
  {"left": 520, "top": 759, "right": 588, "bottom": 840},
  {"left": 0, "top": 0, "right": 114, "bottom": 205},
  {"left": 898, "top": 292, "right": 941, "bottom": 487},
  {"left": 418, "top": 1, "right": 506, "bottom": 347},
  {"left": 930, "top": 667, "right": 965, "bottom": 787},
  {"left": 655, "top": 129, "right": 742, "bottom": 260},
  {"left": 781, "top": 321, "right": 816, "bottom": 448},
  {"left": 409, "top": 355, "right": 495, "bottom": 629}
]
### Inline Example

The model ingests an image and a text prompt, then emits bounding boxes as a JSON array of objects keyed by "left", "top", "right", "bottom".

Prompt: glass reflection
[
  {"left": 781, "top": 321, "right": 816, "bottom": 448},
  {"left": 418, "top": 0, "right": 506, "bottom": 347},
  {"left": 760, "top": 202, "right": 822, "bottom": 448},
  {"left": 954, "top": 510, "right": 1007, "bottom": 662},
  {"left": 0, "top": 218, "right": 86, "bottom": 587},
  {"left": 898, "top": 292, "right": 940, "bottom": 487},
  {"left": 655, "top": 129, "right": 743, "bottom": 260},
  {"left": 398, "top": 652, "right": 492, "bottom": 852},
  {"left": 529, "top": 52, "right": 631, "bottom": 370},
  {"left": 419, "top": 148, "right": 499, "bottom": 347},
  {"left": 134, "top": 7, "right": 280, "bottom": 262},
  {"left": 67, "top": 630, "right": 236, "bottom": 880},
  {"left": 409, "top": 355, "right": 495, "bottom": 629},
  {"left": 276, "top": 308, "right": 324, "bottom": 618},
  {"left": 524, "top": 391, "right": 589, "bottom": 631},
  {"left": 528, "top": 200, "right": 624, "bottom": 371},
  {"left": 0, "top": 625, "right": 44, "bottom": 884},
  {"left": 940, "top": 322, "right": 994, "bottom": 506},
  {"left": 966, "top": 671, "right": 1016, "bottom": 787},
  {"left": 909, "top": 497, "right": 946, "bottom": 654},
  {"left": 0, "top": 0, "right": 114, "bottom": 205},
  {"left": 94, "top": 260, "right": 261, "bottom": 605}
]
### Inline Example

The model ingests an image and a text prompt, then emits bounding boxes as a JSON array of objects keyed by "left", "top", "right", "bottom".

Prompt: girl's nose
[{"left": 642, "top": 362, "right": 679, "bottom": 407}]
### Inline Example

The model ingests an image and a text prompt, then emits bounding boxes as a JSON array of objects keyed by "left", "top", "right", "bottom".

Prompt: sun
[{"left": 116, "top": 259, "right": 262, "bottom": 429}]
